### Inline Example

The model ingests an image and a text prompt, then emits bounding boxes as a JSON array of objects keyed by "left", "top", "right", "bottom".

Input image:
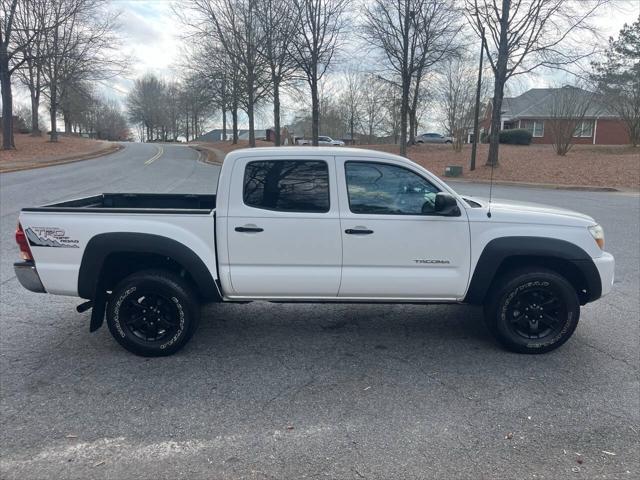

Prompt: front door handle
[
  {"left": 235, "top": 226, "right": 264, "bottom": 233},
  {"left": 345, "top": 228, "right": 374, "bottom": 235}
]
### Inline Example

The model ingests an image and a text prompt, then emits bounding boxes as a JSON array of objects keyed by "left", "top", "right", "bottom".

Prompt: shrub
[{"left": 499, "top": 129, "right": 532, "bottom": 145}]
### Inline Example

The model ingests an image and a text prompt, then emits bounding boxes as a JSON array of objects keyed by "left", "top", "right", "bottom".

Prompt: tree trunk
[
  {"left": 232, "top": 101, "right": 238, "bottom": 145},
  {"left": 27, "top": 60, "right": 42, "bottom": 136},
  {"left": 273, "top": 80, "right": 281, "bottom": 146},
  {"left": 30, "top": 87, "right": 41, "bottom": 135},
  {"left": 486, "top": 0, "right": 511, "bottom": 167},
  {"left": 185, "top": 107, "right": 190, "bottom": 142},
  {"left": 64, "top": 112, "right": 72, "bottom": 134},
  {"left": 350, "top": 116, "right": 355, "bottom": 146},
  {"left": 399, "top": 72, "right": 410, "bottom": 157},
  {"left": 311, "top": 75, "right": 319, "bottom": 146},
  {"left": 1, "top": 54, "right": 15, "bottom": 149},
  {"left": 487, "top": 71, "right": 506, "bottom": 166},
  {"left": 49, "top": 85, "right": 59, "bottom": 142},
  {"left": 49, "top": 24, "right": 59, "bottom": 143},
  {"left": 399, "top": 3, "right": 411, "bottom": 157},
  {"left": 222, "top": 109, "right": 227, "bottom": 141},
  {"left": 408, "top": 111, "right": 416, "bottom": 146},
  {"left": 247, "top": 88, "right": 255, "bottom": 148}
]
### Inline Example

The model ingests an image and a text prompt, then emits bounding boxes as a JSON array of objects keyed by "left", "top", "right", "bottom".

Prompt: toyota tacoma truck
[{"left": 14, "top": 147, "right": 614, "bottom": 356}]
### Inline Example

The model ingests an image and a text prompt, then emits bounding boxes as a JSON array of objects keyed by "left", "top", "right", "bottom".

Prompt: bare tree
[
  {"left": 59, "top": 79, "right": 92, "bottom": 133},
  {"left": 339, "top": 68, "right": 364, "bottom": 145},
  {"left": 126, "top": 74, "right": 166, "bottom": 142},
  {"left": 13, "top": 0, "right": 53, "bottom": 136},
  {"left": 439, "top": 57, "right": 489, "bottom": 151},
  {"left": 180, "top": 73, "right": 217, "bottom": 141},
  {"left": 256, "top": 0, "right": 298, "bottom": 146},
  {"left": 182, "top": 41, "right": 238, "bottom": 142},
  {"left": 363, "top": 0, "right": 461, "bottom": 156},
  {"left": 360, "top": 74, "right": 387, "bottom": 143},
  {"left": 407, "top": 1, "right": 462, "bottom": 145},
  {"left": 291, "top": 0, "right": 347, "bottom": 146},
  {"left": 41, "top": 0, "right": 124, "bottom": 142},
  {"left": 592, "top": 16, "right": 640, "bottom": 146},
  {"left": 464, "top": 0, "right": 609, "bottom": 166},
  {"left": 185, "top": 0, "right": 269, "bottom": 147},
  {"left": 547, "top": 85, "right": 598, "bottom": 156},
  {"left": 1, "top": 0, "right": 41, "bottom": 148}
]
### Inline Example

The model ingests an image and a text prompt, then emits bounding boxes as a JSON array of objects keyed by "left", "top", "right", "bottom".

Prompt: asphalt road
[{"left": 1, "top": 143, "right": 638, "bottom": 479}]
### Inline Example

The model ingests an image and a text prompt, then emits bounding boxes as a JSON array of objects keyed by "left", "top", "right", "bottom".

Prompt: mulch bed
[
  {"left": 363, "top": 143, "right": 639, "bottom": 190},
  {"left": 0, "top": 134, "right": 114, "bottom": 173},
  {"left": 191, "top": 140, "right": 639, "bottom": 190}
]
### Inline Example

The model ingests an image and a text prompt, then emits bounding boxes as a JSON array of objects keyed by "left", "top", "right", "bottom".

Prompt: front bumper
[
  {"left": 593, "top": 252, "right": 615, "bottom": 298},
  {"left": 14, "top": 261, "right": 46, "bottom": 293}
]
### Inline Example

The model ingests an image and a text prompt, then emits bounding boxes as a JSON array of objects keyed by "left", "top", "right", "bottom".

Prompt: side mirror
[{"left": 434, "top": 192, "right": 460, "bottom": 216}]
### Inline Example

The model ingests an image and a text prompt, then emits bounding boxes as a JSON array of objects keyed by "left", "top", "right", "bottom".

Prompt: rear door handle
[
  {"left": 235, "top": 226, "right": 264, "bottom": 233},
  {"left": 345, "top": 228, "right": 374, "bottom": 235}
]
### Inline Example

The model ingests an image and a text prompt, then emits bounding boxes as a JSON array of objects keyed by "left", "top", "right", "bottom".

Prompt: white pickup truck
[{"left": 14, "top": 147, "right": 614, "bottom": 356}]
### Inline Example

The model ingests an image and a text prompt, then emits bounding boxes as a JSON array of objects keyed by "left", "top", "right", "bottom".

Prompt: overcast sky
[{"left": 12, "top": 0, "right": 640, "bottom": 132}]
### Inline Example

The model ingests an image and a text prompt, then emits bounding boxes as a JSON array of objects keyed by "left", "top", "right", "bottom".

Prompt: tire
[
  {"left": 483, "top": 268, "right": 580, "bottom": 354},
  {"left": 106, "top": 270, "right": 200, "bottom": 356}
]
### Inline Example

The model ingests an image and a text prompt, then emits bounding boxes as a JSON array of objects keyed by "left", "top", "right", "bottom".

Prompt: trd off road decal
[{"left": 25, "top": 227, "right": 79, "bottom": 248}]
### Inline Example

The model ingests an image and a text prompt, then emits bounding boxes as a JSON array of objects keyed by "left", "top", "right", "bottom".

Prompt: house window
[
  {"left": 573, "top": 120, "right": 594, "bottom": 138},
  {"left": 521, "top": 120, "right": 544, "bottom": 137}
]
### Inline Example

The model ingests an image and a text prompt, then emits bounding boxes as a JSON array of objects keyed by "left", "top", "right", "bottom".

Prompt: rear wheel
[
  {"left": 484, "top": 268, "right": 580, "bottom": 353},
  {"left": 106, "top": 270, "right": 200, "bottom": 356}
]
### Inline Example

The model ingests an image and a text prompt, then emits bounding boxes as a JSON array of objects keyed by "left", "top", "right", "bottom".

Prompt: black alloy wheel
[
  {"left": 120, "top": 291, "right": 181, "bottom": 342},
  {"left": 106, "top": 270, "right": 200, "bottom": 356},
  {"left": 484, "top": 268, "right": 580, "bottom": 354},
  {"left": 503, "top": 285, "right": 566, "bottom": 340}
]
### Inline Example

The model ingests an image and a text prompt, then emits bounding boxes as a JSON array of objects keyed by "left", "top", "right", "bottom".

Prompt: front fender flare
[{"left": 464, "top": 236, "right": 601, "bottom": 304}]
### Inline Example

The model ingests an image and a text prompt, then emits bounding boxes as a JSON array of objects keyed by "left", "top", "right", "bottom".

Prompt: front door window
[{"left": 345, "top": 162, "right": 439, "bottom": 215}]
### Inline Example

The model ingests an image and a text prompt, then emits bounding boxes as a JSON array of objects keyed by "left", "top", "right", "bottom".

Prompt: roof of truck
[{"left": 225, "top": 146, "right": 407, "bottom": 162}]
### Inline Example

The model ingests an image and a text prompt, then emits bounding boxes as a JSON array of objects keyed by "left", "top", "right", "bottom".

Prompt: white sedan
[{"left": 318, "top": 136, "right": 345, "bottom": 146}]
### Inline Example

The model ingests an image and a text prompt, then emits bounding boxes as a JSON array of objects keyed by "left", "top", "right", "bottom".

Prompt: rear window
[{"left": 243, "top": 160, "right": 330, "bottom": 213}]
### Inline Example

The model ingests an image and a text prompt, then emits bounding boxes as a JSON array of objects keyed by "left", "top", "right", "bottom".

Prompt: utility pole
[{"left": 470, "top": 26, "right": 485, "bottom": 172}]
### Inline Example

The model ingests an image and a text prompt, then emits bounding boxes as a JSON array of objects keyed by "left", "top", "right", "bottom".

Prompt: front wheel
[
  {"left": 106, "top": 270, "right": 200, "bottom": 356},
  {"left": 484, "top": 268, "right": 580, "bottom": 353}
]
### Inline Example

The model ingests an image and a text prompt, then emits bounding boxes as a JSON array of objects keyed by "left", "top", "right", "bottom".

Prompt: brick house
[{"left": 481, "top": 87, "right": 630, "bottom": 145}]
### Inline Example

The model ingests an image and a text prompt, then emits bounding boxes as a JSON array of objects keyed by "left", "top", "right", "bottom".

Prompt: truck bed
[{"left": 22, "top": 193, "right": 216, "bottom": 214}]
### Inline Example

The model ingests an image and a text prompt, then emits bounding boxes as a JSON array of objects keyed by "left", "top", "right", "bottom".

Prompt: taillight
[{"left": 15, "top": 223, "right": 33, "bottom": 261}]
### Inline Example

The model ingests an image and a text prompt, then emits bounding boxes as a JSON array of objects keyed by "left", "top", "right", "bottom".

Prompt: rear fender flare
[{"left": 78, "top": 232, "right": 220, "bottom": 301}]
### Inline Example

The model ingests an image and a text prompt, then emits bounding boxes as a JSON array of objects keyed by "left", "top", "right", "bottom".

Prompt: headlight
[{"left": 588, "top": 224, "right": 605, "bottom": 250}]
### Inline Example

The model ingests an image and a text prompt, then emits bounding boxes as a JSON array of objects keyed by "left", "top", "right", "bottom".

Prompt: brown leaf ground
[
  {"left": 197, "top": 140, "right": 639, "bottom": 190},
  {"left": 0, "top": 134, "right": 114, "bottom": 172}
]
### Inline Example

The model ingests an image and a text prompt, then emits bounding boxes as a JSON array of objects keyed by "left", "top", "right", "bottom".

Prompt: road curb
[
  {"left": 188, "top": 144, "right": 224, "bottom": 165},
  {"left": 447, "top": 177, "right": 624, "bottom": 192},
  {"left": 0, "top": 143, "right": 124, "bottom": 174}
]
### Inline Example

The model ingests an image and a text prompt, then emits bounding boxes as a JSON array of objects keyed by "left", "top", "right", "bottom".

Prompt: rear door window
[{"left": 243, "top": 160, "right": 330, "bottom": 213}]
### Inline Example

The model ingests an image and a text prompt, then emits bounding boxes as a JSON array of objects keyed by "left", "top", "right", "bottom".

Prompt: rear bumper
[
  {"left": 14, "top": 261, "right": 46, "bottom": 293},
  {"left": 593, "top": 252, "right": 615, "bottom": 298}
]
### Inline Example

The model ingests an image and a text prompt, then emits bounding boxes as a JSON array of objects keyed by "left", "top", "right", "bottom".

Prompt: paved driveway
[{"left": 1, "top": 144, "right": 638, "bottom": 479}]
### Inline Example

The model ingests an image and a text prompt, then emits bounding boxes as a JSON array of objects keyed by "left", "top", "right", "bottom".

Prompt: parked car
[
  {"left": 14, "top": 147, "right": 613, "bottom": 357},
  {"left": 318, "top": 136, "right": 345, "bottom": 146},
  {"left": 416, "top": 133, "right": 453, "bottom": 144}
]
